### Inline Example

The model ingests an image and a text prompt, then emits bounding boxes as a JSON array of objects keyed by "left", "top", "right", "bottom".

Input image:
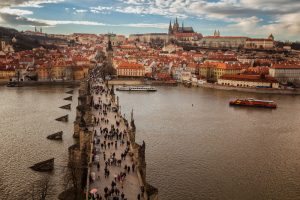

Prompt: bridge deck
[{"left": 88, "top": 81, "right": 143, "bottom": 200}]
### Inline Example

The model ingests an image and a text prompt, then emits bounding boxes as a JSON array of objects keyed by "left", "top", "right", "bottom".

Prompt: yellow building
[
  {"left": 245, "top": 38, "right": 274, "bottom": 49},
  {"left": 199, "top": 62, "right": 246, "bottom": 81},
  {"left": 0, "top": 67, "right": 15, "bottom": 79},
  {"left": 36, "top": 65, "right": 51, "bottom": 80}
]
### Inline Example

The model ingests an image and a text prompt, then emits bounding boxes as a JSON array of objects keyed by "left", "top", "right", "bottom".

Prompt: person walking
[{"left": 132, "top": 163, "right": 135, "bottom": 172}]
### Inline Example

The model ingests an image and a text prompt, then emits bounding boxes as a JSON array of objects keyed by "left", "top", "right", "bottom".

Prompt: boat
[
  {"left": 229, "top": 98, "right": 277, "bottom": 109},
  {"left": 30, "top": 158, "right": 54, "bottom": 172},
  {"left": 6, "top": 81, "right": 23, "bottom": 87},
  {"left": 183, "top": 81, "right": 192, "bottom": 88},
  {"left": 116, "top": 86, "right": 157, "bottom": 92}
]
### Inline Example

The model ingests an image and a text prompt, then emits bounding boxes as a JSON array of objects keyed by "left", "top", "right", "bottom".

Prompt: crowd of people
[{"left": 87, "top": 77, "right": 142, "bottom": 200}]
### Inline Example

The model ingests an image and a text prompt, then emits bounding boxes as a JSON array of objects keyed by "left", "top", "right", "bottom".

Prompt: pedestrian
[
  {"left": 104, "top": 187, "right": 108, "bottom": 194},
  {"left": 132, "top": 163, "right": 135, "bottom": 172}
]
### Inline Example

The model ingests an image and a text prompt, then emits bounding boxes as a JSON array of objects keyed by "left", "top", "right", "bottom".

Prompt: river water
[
  {"left": 0, "top": 86, "right": 78, "bottom": 200},
  {"left": 1, "top": 85, "right": 300, "bottom": 200},
  {"left": 116, "top": 86, "right": 300, "bottom": 200}
]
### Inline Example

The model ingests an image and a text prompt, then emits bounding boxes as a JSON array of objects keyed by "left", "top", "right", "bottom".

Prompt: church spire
[{"left": 168, "top": 20, "right": 173, "bottom": 35}]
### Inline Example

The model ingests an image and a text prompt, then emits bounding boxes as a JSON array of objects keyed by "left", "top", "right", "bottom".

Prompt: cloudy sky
[{"left": 0, "top": 0, "right": 299, "bottom": 41}]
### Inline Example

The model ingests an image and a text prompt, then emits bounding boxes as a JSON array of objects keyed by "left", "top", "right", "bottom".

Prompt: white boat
[{"left": 116, "top": 86, "right": 157, "bottom": 92}]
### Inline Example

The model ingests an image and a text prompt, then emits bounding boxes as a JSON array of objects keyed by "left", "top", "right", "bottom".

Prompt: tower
[
  {"left": 214, "top": 30, "right": 220, "bottom": 37},
  {"left": 214, "top": 30, "right": 217, "bottom": 36},
  {"left": 168, "top": 20, "right": 173, "bottom": 35},
  {"left": 106, "top": 34, "right": 113, "bottom": 65},
  {"left": 173, "top": 17, "right": 179, "bottom": 33},
  {"left": 268, "top": 33, "right": 274, "bottom": 41}
]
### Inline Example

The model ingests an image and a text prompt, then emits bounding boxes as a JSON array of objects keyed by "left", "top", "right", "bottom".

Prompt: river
[
  {"left": 0, "top": 86, "right": 78, "bottom": 200},
  {"left": 116, "top": 86, "right": 300, "bottom": 200},
  {"left": 1, "top": 85, "right": 300, "bottom": 200}
]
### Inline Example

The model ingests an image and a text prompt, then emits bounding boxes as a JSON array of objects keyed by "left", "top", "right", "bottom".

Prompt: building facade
[
  {"left": 218, "top": 74, "right": 279, "bottom": 88},
  {"left": 245, "top": 38, "right": 274, "bottom": 49},
  {"left": 269, "top": 63, "right": 300, "bottom": 83},
  {"left": 199, "top": 62, "right": 246, "bottom": 81},
  {"left": 128, "top": 33, "right": 170, "bottom": 43},
  {"left": 116, "top": 62, "right": 145, "bottom": 77}
]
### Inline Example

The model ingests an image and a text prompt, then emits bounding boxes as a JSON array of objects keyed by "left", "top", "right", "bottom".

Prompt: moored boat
[
  {"left": 229, "top": 98, "right": 277, "bottom": 109},
  {"left": 116, "top": 86, "right": 157, "bottom": 92},
  {"left": 6, "top": 81, "right": 23, "bottom": 87}
]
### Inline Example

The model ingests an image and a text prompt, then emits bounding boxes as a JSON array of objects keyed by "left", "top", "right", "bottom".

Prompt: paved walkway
[{"left": 88, "top": 80, "right": 143, "bottom": 200}]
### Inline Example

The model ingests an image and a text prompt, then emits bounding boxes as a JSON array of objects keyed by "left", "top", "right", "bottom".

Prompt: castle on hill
[{"left": 168, "top": 17, "right": 195, "bottom": 35}]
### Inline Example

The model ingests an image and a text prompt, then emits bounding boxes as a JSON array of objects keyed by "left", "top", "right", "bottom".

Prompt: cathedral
[{"left": 168, "top": 18, "right": 195, "bottom": 35}]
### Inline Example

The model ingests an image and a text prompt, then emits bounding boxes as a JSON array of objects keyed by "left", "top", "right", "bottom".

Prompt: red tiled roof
[
  {"left": 117, "top": 62, "right": 144, "bottom": 69},
  {"left": 204, "top": 36, "right": 248, "bottom": 39},
  {"left": 271, "top": 64, "right": 300, "bottom": 69},
  {"left": 220, "top": 74, "right": 278, "bottom": 83},
  {"left": 246, "top": 38, "right": 273, "bottom": 42}
]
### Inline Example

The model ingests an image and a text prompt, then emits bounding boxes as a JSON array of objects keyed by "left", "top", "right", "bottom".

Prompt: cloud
[
  {"left": 0, "top": 13, "right": 49, "bottom": 26},
  {"left": 75, "top": 9, "right": 87, "bottom": 13},
  {"left": 27, "top": 18, "right": 106, "bottom": 26},
  {"left": 0, "top": 7, "right": 33, "bottom": 15},
  {"left": 118, "top": 23, "right": 168, "bottom": 29},
  {"left": 0, "top": 11, "right": 167, "bottom": 29},
  {"left": 90, "top": 6, "right": 113, "bottom": 14},
  {"left": 0, "top": 0, "right": 299, "bottom": 40},
  {"left": 0, "top": 0, "right": 65, "bottom": 8},
  {"left": 112, "top": 0, "right": 300, "bottom": 38}
]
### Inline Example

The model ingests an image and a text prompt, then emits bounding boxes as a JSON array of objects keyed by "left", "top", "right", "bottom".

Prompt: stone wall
[{"left": 127, "top": 115, "right": 159, "bottom": 200}]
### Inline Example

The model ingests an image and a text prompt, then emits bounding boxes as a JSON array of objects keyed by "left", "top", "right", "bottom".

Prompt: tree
[
  {"left": 61, "top": 159, "right": 84, "bottom": 200},
  {"left": 25, "top": 175, "right": 54, "bottom": 200}
]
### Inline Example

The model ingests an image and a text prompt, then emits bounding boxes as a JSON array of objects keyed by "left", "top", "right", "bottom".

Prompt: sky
[{"left": 0, "top": 0, "right": 299, "bottom": 41}]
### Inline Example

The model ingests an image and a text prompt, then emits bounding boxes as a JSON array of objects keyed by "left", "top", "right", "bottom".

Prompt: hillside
[{"left": 0, "top": 26, "right": 67, "bottom": 51}]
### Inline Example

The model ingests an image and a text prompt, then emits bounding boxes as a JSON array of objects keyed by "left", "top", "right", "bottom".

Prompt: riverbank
[
  {"left": 198, "top": 83, "right": 300, "bottom": 95},
  {"left": 1, "top": 80, "right": 81, "bottom": 87},
  {"left": 109, "top": 77, "right": 300, "bottom": 95},
  {"left": 0, "top": 79, "right": 8, "bottom": 86},
  {"left": 108, "top": 79, "right": 143, "bottom": 85}
]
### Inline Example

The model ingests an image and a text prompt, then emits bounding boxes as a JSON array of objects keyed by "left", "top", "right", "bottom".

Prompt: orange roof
[
  {"left": 117, "top": 62, "right": 144, "bottom": 69},
  {"left": 246, "top": 38, "right": 273, "bottom": 42},
  {"left": 271, "top": 63, "right": 300, "bottom": 69},
  {"left": 200, "top": 62, "right": 247, "bottom": 70},
  {"left": 220, "top": 74, "right": 278, "bottom": 83},
  {"left": 119, "top": 45, "right": 137, "bottom": 49},
  {"left": 204, "top": 36, "right": 248, "bottom": 39}
]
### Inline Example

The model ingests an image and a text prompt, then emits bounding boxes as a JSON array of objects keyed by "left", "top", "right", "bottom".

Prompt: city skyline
[{"left": 0, "top": 0, "right": 300, "bottom": 41}]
